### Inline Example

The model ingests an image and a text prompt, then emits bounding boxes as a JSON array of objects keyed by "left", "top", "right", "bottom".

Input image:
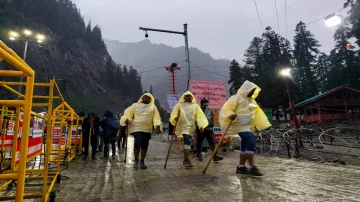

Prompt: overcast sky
[{"left": 73, "top": 0, "right": 345, "bottom": 62}]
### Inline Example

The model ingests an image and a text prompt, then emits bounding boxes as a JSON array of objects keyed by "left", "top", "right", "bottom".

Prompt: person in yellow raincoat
[
  {"left": 120, "top": 93, "right": 162, "bottom": 169},
  {"left": 170, "top": 91, "right": 208, "bottom": 168},
  {"left": 220, "top": 80, "right": 271, "bottom": 176}
]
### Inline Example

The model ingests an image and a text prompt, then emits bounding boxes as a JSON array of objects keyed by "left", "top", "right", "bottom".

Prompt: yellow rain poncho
[
  {"left": 120, "top": 93, "right": 162, "bottom": 134},
  {"left": 219, "top": 80, "right": 271, "bottom": 135},
  {"left": 170, "top": 91, "right": 208, "bottom": 137}
]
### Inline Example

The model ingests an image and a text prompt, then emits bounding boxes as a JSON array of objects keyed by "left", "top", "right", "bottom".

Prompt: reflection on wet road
[{"left": 53, "top": 136, "right": 360, "bottom": 202}]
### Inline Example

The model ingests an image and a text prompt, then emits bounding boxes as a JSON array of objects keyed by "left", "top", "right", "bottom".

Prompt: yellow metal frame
[
  {"left": 0, "top": 41, "right": 81, "bottom": 201},
  {"left": 0, "top": 41, "right": 35, "bottom": 201}
]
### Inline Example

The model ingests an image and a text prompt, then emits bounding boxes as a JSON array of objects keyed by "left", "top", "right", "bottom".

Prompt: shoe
[
  {"left": 139, "top": 161, "right": 147, "bottom": 169},
  {"left": 112, "top": 155, "right": 116, "bottom": 159},
  {"left": 83, "top": 155, "right": 88, "bottom": 160},
  {"left": 104, "top": 154, "right": 109, "bottom": 159},
  {"left": 133, "top": 160, "right": 139, "bottom": 169},
  {"left": 248, "top": 166, "right": 263, "bottom": 176},
  {"left": 213, "top": 154, "right": 224, "bottom": 162},
  {"left": 92, "top": 156, "right": 97, "bottom": 160},
  {"left": 197, "top": 155, "right": 203, "bottom": 161},
  {"left": 183, "top": 160, "right": 194, "bottom": 168},
  {"left": 236, "top": 166, "right": 248, "bottom": 174}
]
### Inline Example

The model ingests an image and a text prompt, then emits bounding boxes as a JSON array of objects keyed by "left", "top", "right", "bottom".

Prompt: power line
[
  {"left": 226, "top": 5, "right": 345, "bottom": 60},
  {"left": 137, "top": 66, "right": 164, "bottom": 74},
  {"left": 141, "top": 71, "right": 230, "bottom": 79},
  {"left": 274, "top": 0, "right": 281, "bottom": 34},
  {"left": 253, "top": 0, "right": 264, "bottom": 32},
  {"left": 190, "top": 62, "right": 229, "bottom": 77},
  {"left": 136, "top": 60, "right": 187, "bottom": 74}
]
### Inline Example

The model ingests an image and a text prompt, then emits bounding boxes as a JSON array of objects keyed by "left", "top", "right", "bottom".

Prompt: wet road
[{"left": 53, "top": 136, "right": 360, "bottom": 202}]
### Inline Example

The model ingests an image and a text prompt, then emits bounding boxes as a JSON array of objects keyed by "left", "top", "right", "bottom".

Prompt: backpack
[{"left": 107, "top": 117, "right": 121, "bottom": 139}]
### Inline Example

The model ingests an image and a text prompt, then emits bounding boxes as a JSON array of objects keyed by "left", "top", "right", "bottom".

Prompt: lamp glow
[
  {"left": 280, "top": 68, "right": 291, "bottom": 77},
  {"left": 325, "top": 15, "right": 342, "bottom": 27},
  {"left": 23, "top": 29, "right": 32, "bottom": 36}
]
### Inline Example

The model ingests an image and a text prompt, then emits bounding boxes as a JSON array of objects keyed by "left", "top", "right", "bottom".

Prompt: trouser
[
  {"left": 104, "top": 136, "right": 116, "bottom": 157},
  {"left": 238, "top": 132, "right": 256, "bottom": 154},
  {"left": 118, "top": 126, "right": 126, "bottom": 148},
  {"left": 196, "top": 128, "right": 216, "bottom": 156},
  {"left": 97, "top": 133, "right": 104, "bottom": 151},
  {"left": 182, "top": 134, "right": 192, "bottom": 161},
  {"left": 132, "top": 132, "right": 151, "bottom": 160},
  {"left": 83, "top": 133, "right": 97, "bottom": 158}
]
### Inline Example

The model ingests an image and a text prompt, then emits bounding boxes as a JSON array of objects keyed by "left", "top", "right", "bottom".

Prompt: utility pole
[
  {"left": 284, "top": 78, "right": 300, "bottom": 158},
  {"left": 139, "top": 24, "right": 191, "bottom": 90},
  {"left": 165, "top": 63, "right": 181, "bottom": 95},
  {"left": 18, "top": 40, "right": 28, "bottom": 94}
]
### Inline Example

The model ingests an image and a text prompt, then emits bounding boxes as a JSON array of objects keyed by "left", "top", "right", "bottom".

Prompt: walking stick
[
  {"left": 124, "top": 126, "right": 129, "bottom": 164},
  {"left": 87, "top": 128, "right": 92, "bottom": 160},
  {"left": 202, "top": 122, "right": 232, "bottom": 174},
  {"left": 164, "top": 120, "right": 178, "bottom": 169}
]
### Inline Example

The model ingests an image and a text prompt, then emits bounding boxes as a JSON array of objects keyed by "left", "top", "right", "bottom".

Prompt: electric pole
[{"left": 139, "top": 24, "right": 191, "bottom": 90}]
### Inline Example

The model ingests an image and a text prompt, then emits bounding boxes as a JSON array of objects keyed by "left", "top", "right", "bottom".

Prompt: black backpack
[{"left": 106, "top": 117, "right": 120, "bottom": 139}]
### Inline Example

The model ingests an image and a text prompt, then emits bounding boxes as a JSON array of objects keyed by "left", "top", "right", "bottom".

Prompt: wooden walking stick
[
  {"left": 164, "top": 120, "right": 178, "bottom": 169},
  {"left": 124, "top": 125, "right": 129, "bottom": 164},
  {"left": 202, "top": 122, "right": 232, "bottom": 174},
  {"left": 87, "top": 128, "right": 92, "bottom": 160}
]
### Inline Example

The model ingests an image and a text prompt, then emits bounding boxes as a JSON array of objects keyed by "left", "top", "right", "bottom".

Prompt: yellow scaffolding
[
  {"left": 0, "top": 41, "right": 82, "bottom": 201},
  {"left": 0, "top": 41, "right": 35, "bottom": 201}
]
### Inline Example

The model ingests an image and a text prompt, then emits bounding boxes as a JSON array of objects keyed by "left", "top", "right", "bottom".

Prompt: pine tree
[
  {"left": 293, "top": 21, "right": 321, "bottom": 100},
  {"left": 228, "top": 60, "right": 244, "bottom": 95},
  {"left": 315, "top": 53, "right": 330, "bottom": 92}
]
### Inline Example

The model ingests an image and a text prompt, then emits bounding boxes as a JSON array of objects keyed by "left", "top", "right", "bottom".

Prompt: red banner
[{"left": 15, "top": 136, "right": 42, "bottom": 165}]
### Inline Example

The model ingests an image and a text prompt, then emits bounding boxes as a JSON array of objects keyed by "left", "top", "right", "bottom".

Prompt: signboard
[
  {"left": 0, "top": 115, "right": 44, "bottom": 165},
  {"left": 167, "top": 94, "right": 180, "bottom": 112},
  {"left": 53, "top": 126, "right": 67, "bottom": 148},
  {"left": 189, "top": 80, "right": 226, "bottom": 109},
  {"left": 71, "top": 126, "right": 82, "bottom": 144},
  {"left": 15, "top": 128, "right": 43, "bottom": 164},
  {"left": 213, "top": 127, "right": 230, "bottom": 141}
]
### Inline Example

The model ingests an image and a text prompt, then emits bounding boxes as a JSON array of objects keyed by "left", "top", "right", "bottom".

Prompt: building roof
[{"left": 294, "top": 85, "right": 360, "bottom": 108}]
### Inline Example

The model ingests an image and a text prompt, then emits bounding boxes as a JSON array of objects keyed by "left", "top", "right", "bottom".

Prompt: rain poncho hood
[
  {"left": 170, "top": 91, "right": 208, "bottom": 137},
  {"left": 137, "top": 93, "right": 155, "bottom": 105},
  {"left": 103, "top": 110, "right": 113, "bottom": 117},
  {"left": 120, "top": 93, "right": 162, "bottom": 134},
  {"left": 219, "top": 80, "right": 271, "bottom": 135}
]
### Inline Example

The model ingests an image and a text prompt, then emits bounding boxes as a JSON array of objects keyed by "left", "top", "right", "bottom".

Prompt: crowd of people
[{"left": 81, "top": 80, "right": 271, "bottom": 176}]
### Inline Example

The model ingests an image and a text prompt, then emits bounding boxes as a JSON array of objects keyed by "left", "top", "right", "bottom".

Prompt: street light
[
  {"left": 23, "top": 29, "right": 32, "bottom": 36},
  {"left": 280, "top": 68, "right": 291, "bottom": 77},
  {"left": 325, "top": 14, "right": 342, "bottom": 27},
  {"left": 280, "top": 67, "right": 301, "bottom": 157},
  {"left": 279, "top": 68, "right": 299, "bottom": 129},
  {"left": 8, "top": 29, "right": 46, "bottom": 94}
]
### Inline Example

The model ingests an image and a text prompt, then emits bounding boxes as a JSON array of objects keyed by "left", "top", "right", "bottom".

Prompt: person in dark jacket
[
  {"left": 118, "top": 126, "right": 126, "bottom": 149},
  {"left": 82, "top": 111, "right": 100, "bottom": 160},
  {"left": 196, "top": 98, "right": 224, "bottom": 162},
  {"left": 101, "top": 110, "right": 118, "bottom": 159}
]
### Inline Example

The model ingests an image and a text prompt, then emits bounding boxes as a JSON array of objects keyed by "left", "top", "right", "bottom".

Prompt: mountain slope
[
  {"left": 0, "top": 0, "right": 142, "bottom": 115},
  {"left": 105, "top": 39, "right": 231, "bottom": 106}
]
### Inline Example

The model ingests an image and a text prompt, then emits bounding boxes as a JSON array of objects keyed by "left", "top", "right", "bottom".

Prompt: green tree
[
  {"left": 315, "top": 53, "right": 330, "bottom": 92},
  {"left": 228, "top": 60, "right": 246, "bottom": 95},
  {"left": 293, "top": 21, "right": 320, "bottom": 100}
]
